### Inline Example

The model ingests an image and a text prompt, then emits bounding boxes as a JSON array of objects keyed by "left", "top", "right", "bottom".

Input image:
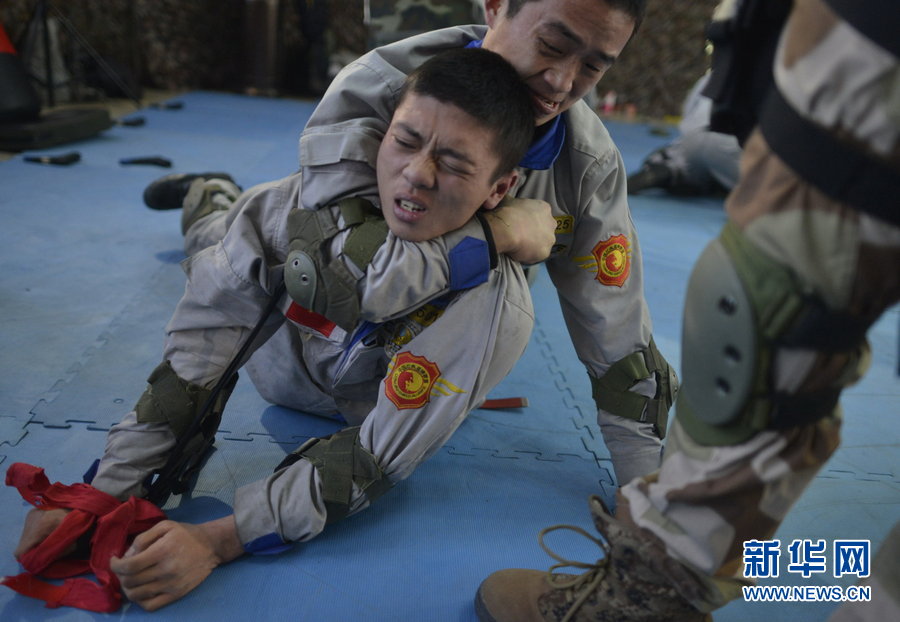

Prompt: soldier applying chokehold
[{"left": 294, "top": 0, "right": 679, "bottom": 492}]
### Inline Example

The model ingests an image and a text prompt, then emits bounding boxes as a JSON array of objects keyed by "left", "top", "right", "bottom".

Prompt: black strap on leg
[{"left": 146, "top": 282, "right": 286, "bottom": 507}]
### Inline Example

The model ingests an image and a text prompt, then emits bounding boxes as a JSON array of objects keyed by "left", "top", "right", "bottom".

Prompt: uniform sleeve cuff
[
  {"left": 475, "top": 211, "right": 499, "bottom": 269},
  {"left": 445, "top": 219, "right": 493, "bottom": 291},
  {"left": 234, "top": 480, "right": 292, "bottom": 555}
]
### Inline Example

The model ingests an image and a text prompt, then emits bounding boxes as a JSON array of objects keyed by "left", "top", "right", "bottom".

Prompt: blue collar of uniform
[
  {"left": 465, "top": 38, "right": 566, "bottom": 170},
  {"left": 519, "top": 116, "right": 565, "bottom": 170}
]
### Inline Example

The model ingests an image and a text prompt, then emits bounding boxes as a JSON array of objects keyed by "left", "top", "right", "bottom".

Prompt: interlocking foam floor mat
[{"left": 0, "top": 92, "right": 896, "bottom": 621}]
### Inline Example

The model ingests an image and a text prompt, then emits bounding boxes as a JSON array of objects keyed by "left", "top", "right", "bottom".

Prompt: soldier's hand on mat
[
  {"left": 14, "top": 507, "right": 72, "bottom": 560},
  {"left": 110, "top": 515, "right": 244, "bottom": 611},
  {"left": 483, "top": 197, "right": 556, "bottom": 264}
]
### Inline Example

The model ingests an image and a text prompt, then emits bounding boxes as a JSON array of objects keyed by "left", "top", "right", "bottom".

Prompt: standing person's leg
[
  {"left": 618, "top": 145, "right": 900, "bottom": 614},
  {"left": 475, "top": 0, "right": 900, "bottom": 618}
]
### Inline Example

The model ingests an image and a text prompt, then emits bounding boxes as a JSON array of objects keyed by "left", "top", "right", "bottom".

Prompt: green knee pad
[
  {"left": 283, "top": 198, "right": 388, "bottom": 331},
  {"left": 134, "top": 360, "right": 236, "bottom": 439},
  {"left": 590, "top": 337, "right": 678, "bottom": 439},
  {"left": 135, "top": 360, "right": 238, "bottom": 503},
  {"left": 678, "top": 222, "right": 869, "bottom": 445}
]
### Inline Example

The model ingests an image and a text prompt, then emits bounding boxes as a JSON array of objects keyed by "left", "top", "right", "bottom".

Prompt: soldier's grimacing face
[{"left": 376, "top": 93, "right": 516, "bottom": 242}]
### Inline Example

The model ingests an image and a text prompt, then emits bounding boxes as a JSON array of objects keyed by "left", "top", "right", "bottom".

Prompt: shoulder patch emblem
[
  {"left": 591, "top": 234, "right": 631, "bottom": 287},
  {"left": 384, "top": 352, "right": 441, "bottom": 410}
]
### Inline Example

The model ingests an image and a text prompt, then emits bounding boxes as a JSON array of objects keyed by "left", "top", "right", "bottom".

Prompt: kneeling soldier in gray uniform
[{"left": 13, "top": 48, "right": 557, "bottom": 611}]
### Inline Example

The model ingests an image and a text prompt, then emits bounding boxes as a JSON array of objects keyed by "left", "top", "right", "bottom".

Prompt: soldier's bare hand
[
  {"left": 483, "top": 197, "right": 556, "bottom": 264},
  {"left": 14, "top": 507, "right": 72, "bottom": 560},
  {"left": 110, "top": 516, "right": 244, "bottom": 611}
]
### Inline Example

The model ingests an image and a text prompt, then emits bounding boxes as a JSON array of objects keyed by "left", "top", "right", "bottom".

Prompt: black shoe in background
[
  {"left": 143, "top": 172, "right": 236, "bottom": 210},
  {"left": 626, "top": 162, "right": 673, "bottom": 195}
]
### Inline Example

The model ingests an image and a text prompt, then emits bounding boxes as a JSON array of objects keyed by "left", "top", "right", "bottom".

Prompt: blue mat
[{"left": 0, "top": 94, "right": 897, "bottom": 621}]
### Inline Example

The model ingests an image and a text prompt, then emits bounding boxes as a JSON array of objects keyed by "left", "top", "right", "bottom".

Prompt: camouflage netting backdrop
[{"left": 1, "top": 0, "right": 717, "bottom": 119}]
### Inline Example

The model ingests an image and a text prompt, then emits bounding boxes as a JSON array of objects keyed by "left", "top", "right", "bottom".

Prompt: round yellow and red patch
[
  {"left": 591, "top": 234, "right": 630, "bottom": 287},
  {"left": 384, "top": 352, "right": 441, "bottom": 410}
]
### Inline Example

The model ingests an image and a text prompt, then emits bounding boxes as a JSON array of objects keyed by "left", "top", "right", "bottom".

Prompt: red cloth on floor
[{"left": 3, "top": 463, "right": 166, "bottom": 612}]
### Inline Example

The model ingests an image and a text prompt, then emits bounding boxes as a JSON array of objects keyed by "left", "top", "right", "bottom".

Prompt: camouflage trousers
[{"left": 617, "top": 0, "right": 900, "bottom": 612}]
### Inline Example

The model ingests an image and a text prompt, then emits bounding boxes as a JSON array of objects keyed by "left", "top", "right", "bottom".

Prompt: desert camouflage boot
[{"left": 475, "top": 495, "right": 711, "bottom": 622}]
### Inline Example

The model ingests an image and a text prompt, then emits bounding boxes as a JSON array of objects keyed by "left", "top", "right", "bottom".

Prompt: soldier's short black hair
[
  {"left": 506, "top": 0, "right": 645, "bottom": 36},
  {"left": 398, "top": 47, "right": 534, "bottom": 180}
]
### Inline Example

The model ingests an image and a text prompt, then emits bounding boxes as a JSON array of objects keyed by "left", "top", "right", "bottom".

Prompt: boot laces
[{"left": 538, "top": 524, "right": 612, "bottom": 622}]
